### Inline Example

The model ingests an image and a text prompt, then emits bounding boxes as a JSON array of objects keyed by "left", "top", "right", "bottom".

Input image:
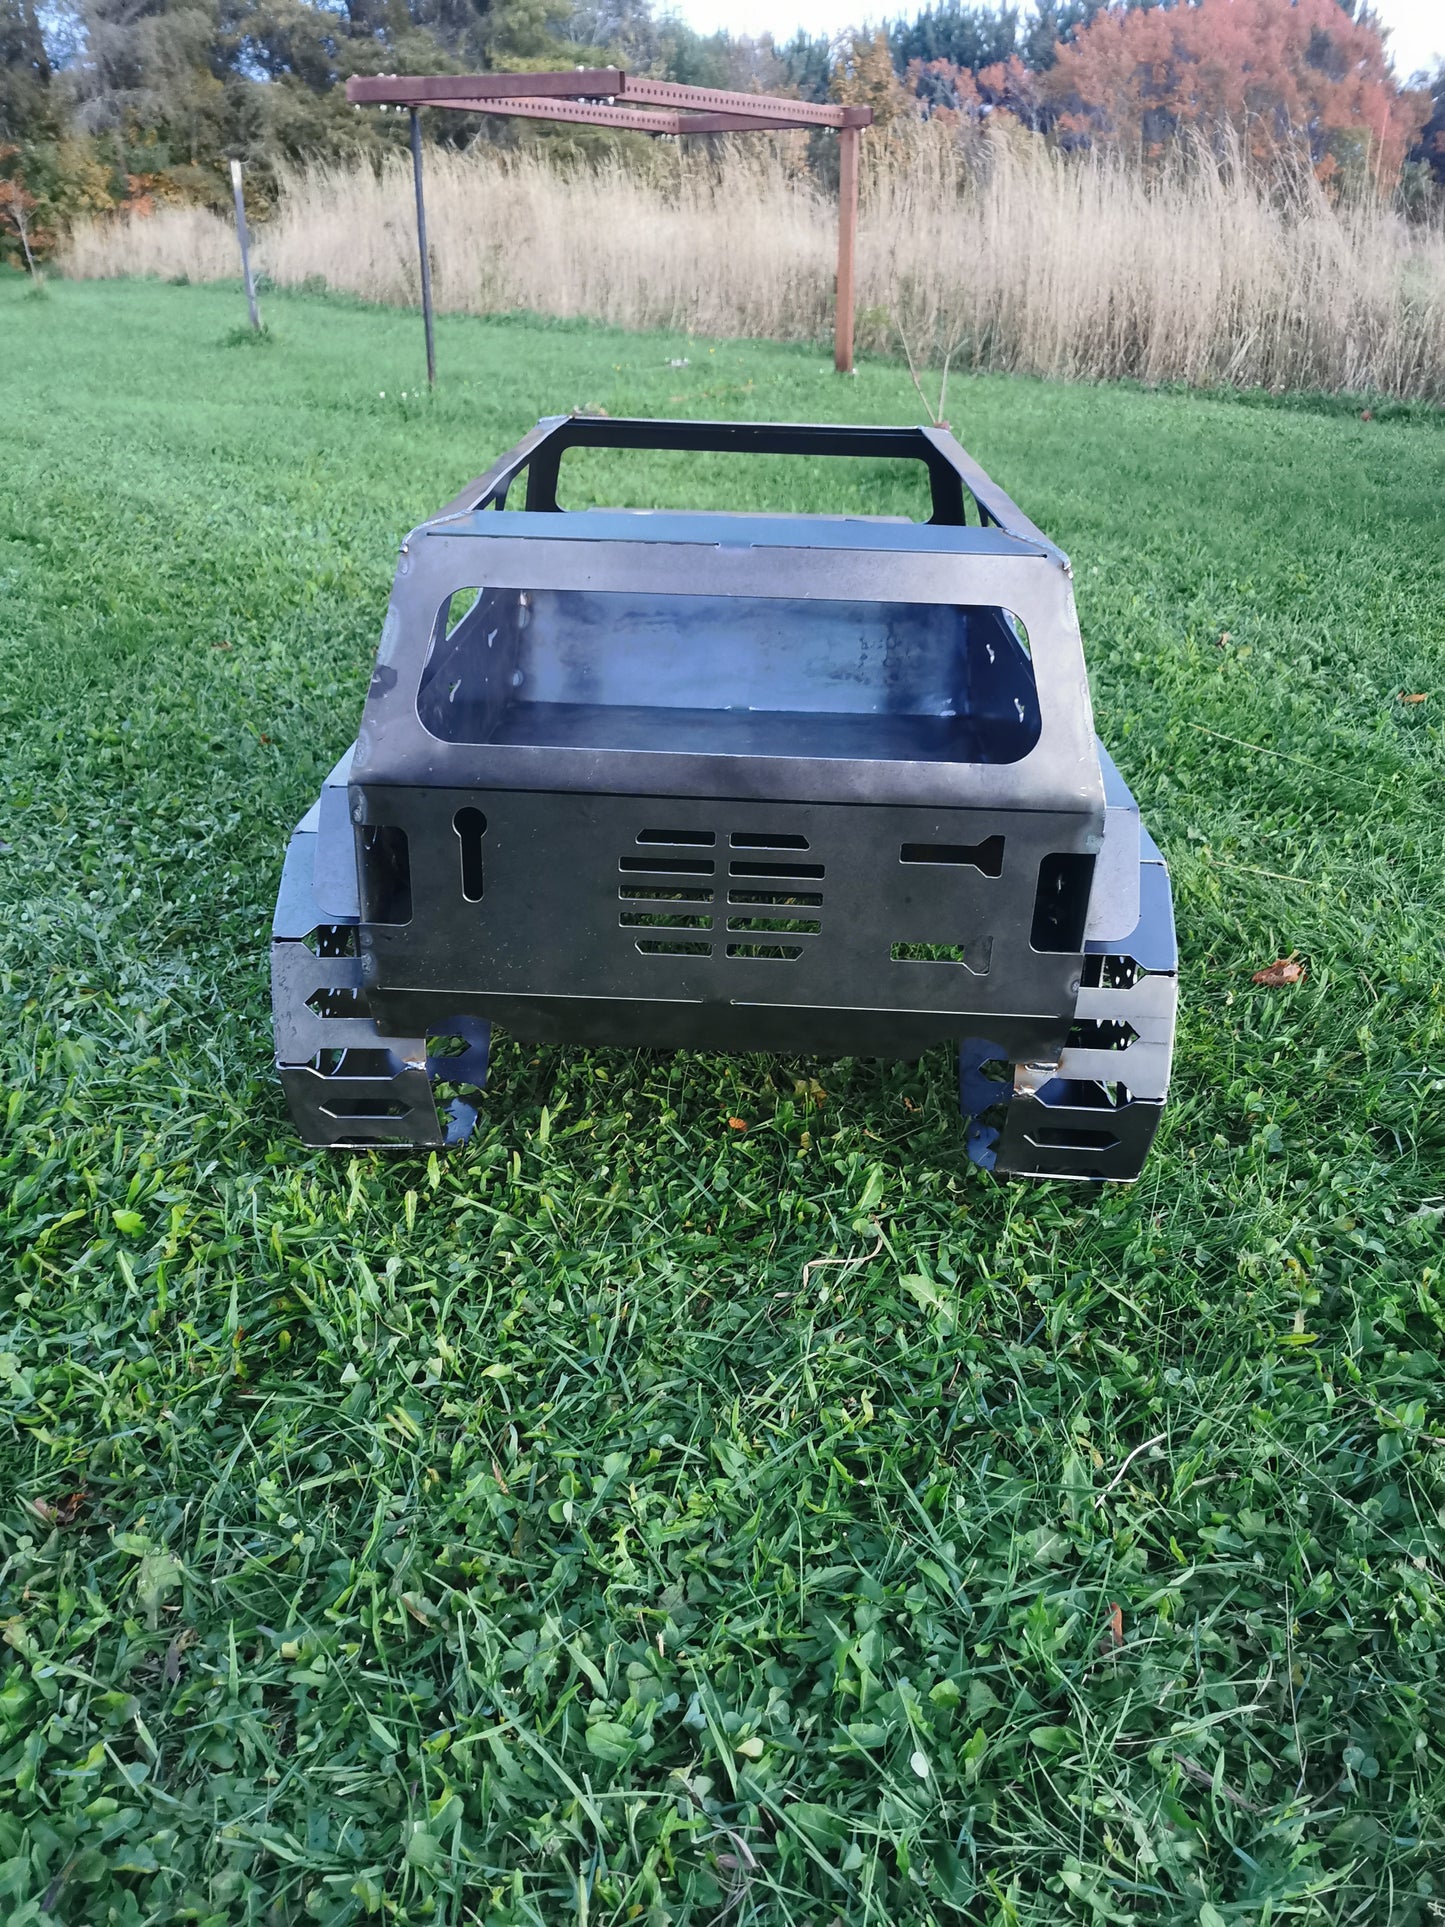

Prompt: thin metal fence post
[
  {"left": 229, "top": 159, "right": 261, "bottom": 332},
  {"left": 834, "top": 124, "right": 859, "bottom": 375},
  {"left": 410, "top": 109, "right": 437, "bottom": 389}
]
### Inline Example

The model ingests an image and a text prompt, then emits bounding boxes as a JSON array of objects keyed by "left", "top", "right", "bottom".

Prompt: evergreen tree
[
  {"left": 1410, "top": 61, "right": 1444, "bottom": 185},
  {"left": 0, "top": 0, "right": 56, "bottom": 139},
  {"left": 774, "top": 29, "right": 833, "bottom": 105},
  {"left": 887, "top": 3, "right": 1016, "bottom": 75},
  {"left": 1020, "top": 0, "right": 1111, "bottom": 71}
]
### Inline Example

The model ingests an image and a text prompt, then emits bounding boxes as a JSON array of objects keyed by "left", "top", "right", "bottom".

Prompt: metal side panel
[
  {"left": 1087, "top": 853, "right": 1176, "bottom": 972},
  {"left": 278, "top": 1059, "right": 446, "bottom": 1149},
  {"left": 354, "top": 787, "right": 1095, "bottom": 1048},
  {"left": 1051, "top": 971, "right": 1177, "bottom": 1104},
  {"left": 273, "top": 943, "right": 386, "bottom": 1062},
  {"left": 993, "top": 1091, "right": 1166, "bottom": 1182},
  {"left": 1083, "top": 742, "right": 1141, "bottom": 945},
  {"left": 271, "top": 819, "right": 491, "bottom": 1150},
  {"left": 962, "top": 821, "right": 1178, "bottom": 1184},
  {"left": 314, "top": 747, "right": 362, "bottom": 920}
]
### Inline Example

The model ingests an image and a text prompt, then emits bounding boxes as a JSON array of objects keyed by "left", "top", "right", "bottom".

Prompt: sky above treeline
[{"left": 665, "top": 0, "right": 1443, "bottom": 80}]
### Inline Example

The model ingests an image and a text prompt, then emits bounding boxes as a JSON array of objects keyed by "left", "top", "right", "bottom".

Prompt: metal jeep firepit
[{"left": 271, "top": 416, "right": 1178, "bottom": 1181}]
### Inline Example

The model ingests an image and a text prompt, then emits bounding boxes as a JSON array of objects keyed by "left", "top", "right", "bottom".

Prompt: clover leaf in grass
[
  {"left": 1029, "top": 1724, "right": 1072, "bottom": 1753},
  {"left": 586, "top": 1720, "right": 641, "bottom": 1765},
  {"left": 786, "top": 1802, "right": 848, "bottom": 1850},
  {"left": 135, "top": 1551, "right": 182, "bottom": 1628},
  {"left": 404, "top": 1827, "right": 442, "bottom": 1870}
]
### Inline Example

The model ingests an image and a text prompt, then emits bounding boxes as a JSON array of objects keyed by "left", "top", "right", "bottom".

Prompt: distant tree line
[{"left": 1, "top": 0, "right": 1440, "bottom": 265}]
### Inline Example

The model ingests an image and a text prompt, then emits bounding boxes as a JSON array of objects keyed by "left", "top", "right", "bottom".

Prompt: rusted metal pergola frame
[{"left": 346, "top": 70, "right": 873, "bottom": 383}]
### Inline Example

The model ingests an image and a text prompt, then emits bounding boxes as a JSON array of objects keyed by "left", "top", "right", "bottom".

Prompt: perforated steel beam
[
  {"left": 617, "top": 76, "right": 865, "bottom": 128},
  {"left": 347, "top": 71, "right": 627, "bottom": 105},
  {"left": 345, "top": 70, "right": 874, "bottom": 373},
  {"left": 345, "top": 71, "right": 867, "bottom": 131},
  {"left": 436, "top": 98, "right": 799, "bottom": 135}
]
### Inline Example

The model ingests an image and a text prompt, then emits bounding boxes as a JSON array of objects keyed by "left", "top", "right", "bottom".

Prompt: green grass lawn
[{"left": 1, "top": 275, "right": 1443, "bottom": 1927}]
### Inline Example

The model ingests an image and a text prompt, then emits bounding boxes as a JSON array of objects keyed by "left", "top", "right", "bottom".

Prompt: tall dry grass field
[{"left": 61, "top": 130, "right": 1445, "bottom": 398}]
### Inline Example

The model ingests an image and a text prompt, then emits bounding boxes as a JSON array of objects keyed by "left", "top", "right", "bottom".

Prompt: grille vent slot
[
  {"left": 639, "top": 828, "right": 714, "bottom": 847},
  {"left": 901, "top": 836, "right": 1004, "bottom": 876},
  {"left": 622, "top": 831, "right": 823, "bottom": 958}
]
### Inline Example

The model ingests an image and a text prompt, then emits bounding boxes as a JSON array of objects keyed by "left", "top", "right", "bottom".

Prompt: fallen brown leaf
[
  {"left": 32, "top": 1488, "right": 86, "bottom": 1528},
  {"left": 164, "top": 1626, "right": 197, "bottom": 1684},
  {"left": 1252, "top": 957, "right": 1306, "bottom": 987},
  {"left": 727, "top": 1116, "right": 748, "bottom": 1132},
  {"left": 1107, "top": 1601, "right": 1124, "bottom": 1648},
  {"left": 1398, "top": 691, "right": 1428, "bottom": 704}
]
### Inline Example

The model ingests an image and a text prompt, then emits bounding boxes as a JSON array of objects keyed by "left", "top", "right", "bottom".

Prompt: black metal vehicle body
[{"left": 272, "top": 416, "right": 1177, "bottom": 1180}]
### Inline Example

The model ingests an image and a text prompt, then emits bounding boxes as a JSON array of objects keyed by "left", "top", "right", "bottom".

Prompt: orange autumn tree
[
  {"left": 0, "top": 144, "right": 50, "bottom": 270},
  {"left": 1045, "top": 0, "right": 1428, "bottom": 185}
]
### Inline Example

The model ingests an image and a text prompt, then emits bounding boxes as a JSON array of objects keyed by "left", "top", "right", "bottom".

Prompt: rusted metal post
[
  {"left": 409, "top": 108, "right": 437, "bottom": 389},
  {"left": 834, "top": 125, "right": 859, "bottom": 375},
  {"left": 229, "top": 159, "right": 261, "bottom": 332}
]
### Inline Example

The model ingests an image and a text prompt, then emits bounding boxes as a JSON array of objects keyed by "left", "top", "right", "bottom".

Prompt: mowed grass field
[{"left": 1, "top": 275, "right": 1443, "bottom": 1927}]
